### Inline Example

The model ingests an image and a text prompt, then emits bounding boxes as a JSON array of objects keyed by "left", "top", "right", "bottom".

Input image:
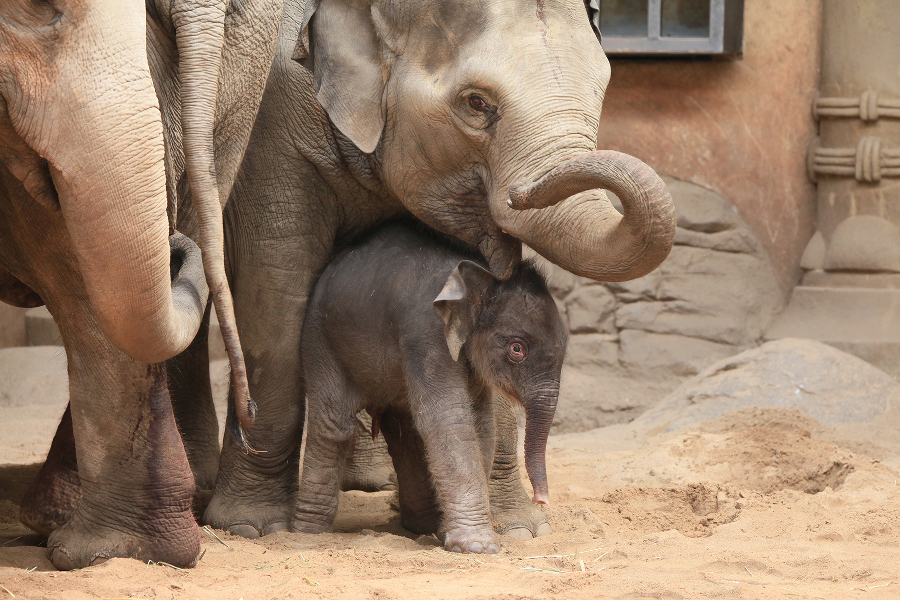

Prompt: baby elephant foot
[
  {"left": 47, "top": 506, "right": 199, "bottom": 570},
  {"left": 493, "top": 504, "right": 552, "bottom": 540},
  {"left": 291, "top": 517, "right": 331, "bottom": 534},
  {"left": 442, "top": 527, "right": 500, "bottom": 554},
  {"left": 204, "top": 493, "right": 292, "bottom": 539}
]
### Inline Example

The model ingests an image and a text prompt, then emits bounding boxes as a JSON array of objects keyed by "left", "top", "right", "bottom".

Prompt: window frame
[{"left": 595, "top": 0, "right": 744, "bottom": 57}]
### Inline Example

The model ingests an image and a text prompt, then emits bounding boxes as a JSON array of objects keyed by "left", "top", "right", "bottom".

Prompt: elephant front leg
[
  {"left": 47, "top": 358, "right": 199, "bottom": 570},
  {"left": 19, "top": 405, "right": 82, "bottom": 537},
  {"left": 489, "top": 394, "right": 551, "bottom": 539},
  {"left": 408, "top": 379, "right": 499, "bottom": 554}
]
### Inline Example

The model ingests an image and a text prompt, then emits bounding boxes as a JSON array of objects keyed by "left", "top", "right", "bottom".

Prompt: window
[{"left": 586, "top": 0, "right": 744, "bottom": 57}]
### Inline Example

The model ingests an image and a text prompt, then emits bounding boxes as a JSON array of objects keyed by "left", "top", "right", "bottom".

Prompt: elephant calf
[{"left": 293, "top": 221, "right": 567, "bottom": 553}]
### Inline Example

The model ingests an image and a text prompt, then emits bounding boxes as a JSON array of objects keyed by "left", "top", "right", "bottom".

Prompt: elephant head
[
  {"left": 435, "top": 259, "right": 567, "bottom": 505},
  {"left": 298, "top": 0, "right": 676, "bottom": 281},
  {"left": 0, "top": 0, "right": 253, "bottom": 425}
]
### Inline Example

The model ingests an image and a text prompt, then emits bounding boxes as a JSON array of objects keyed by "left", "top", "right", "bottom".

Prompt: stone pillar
[{"left": 767, "top": 0, "right": 900, "bottom": 377}]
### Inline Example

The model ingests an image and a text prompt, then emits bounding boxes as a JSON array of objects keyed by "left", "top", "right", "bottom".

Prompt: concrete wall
[
  {"left": 596, "top": 0, "right": 822, "bottom": 289},
  {"left": 0, "top": 304, "right": 27, "bottom": 349}
]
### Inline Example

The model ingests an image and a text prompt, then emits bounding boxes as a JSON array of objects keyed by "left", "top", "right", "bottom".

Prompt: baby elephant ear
[{"left": 433, "top": 261, "right": 497, "bottom": 361}]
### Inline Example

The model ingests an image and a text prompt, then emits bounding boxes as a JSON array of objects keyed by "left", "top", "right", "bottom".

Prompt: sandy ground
[{"left": 1, "top": 356, "right": 899, "bottom": 599}]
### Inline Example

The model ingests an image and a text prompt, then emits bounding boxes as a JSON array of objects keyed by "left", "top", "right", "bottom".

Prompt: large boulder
[{"left": 630, "top": 338, "right": 900, "bottom": 458}]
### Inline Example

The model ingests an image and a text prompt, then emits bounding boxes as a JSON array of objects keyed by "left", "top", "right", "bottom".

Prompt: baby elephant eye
[{"left": 507, "top": 340, "right": 527, "bottom": 363}]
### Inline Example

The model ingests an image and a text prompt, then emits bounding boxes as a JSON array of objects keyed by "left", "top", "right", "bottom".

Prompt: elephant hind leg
[
  {"left": 340, "top": 411, "right": 397, "bottom": 493},
  {"left": 380, "top": 409, "right": 441, "bottom": 536},
  {"left": 19, "top": 405, "right": 82, "bottom": 537}
]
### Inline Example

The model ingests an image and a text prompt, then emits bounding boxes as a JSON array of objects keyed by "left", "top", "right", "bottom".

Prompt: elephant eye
[
  {"left": 507, "top": 340, "right": 527, "bottom": 363},
  {"left": 468, "top": 94, "right": 490, "bottom": 112}
]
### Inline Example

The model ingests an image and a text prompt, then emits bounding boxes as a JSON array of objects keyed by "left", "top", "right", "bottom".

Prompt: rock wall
[
  {"left": 0, "top": 305, "right": 26, "bottom": 349},
  {"left": 539, "top": 178, "right": 786, "bottom": 379}
]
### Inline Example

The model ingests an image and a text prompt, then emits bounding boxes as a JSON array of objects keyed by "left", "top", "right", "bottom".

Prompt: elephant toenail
[
  {"left": 486, "top": 544, "right": 499, "bottom": 554},
  {"left": 450, "top": 546, "right": 462, "bottom": 553},
  {"left": 49, "top": 547, "right": 76, "bottom": 571},
  {"left": 262, "top": 522, "right": 290, "bottom": 536},
  {"left": 504, "top": 527, "right": 534, "bottom": 541},
  {"left": 468, "top": 542, "right": 484, "bottom": 553},
  {"left": 535, "top": 523, "right": 552, "bottom": 537},
  {"left": 227, "top": 524, "right": 260, "bottom": 539}
]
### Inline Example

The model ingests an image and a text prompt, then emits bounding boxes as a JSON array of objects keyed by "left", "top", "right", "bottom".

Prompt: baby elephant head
[{"left": 434, "top": 260, "right": 568, "bottom": 505}]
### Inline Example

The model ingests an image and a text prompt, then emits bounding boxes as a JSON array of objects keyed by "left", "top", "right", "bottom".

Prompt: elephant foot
[
  {"left": 441, "top": 526, "right": 500, "bottom": 554},
  {"left": 19, "top": 462, "right": 82, "bottom": 537},
  {"left": 399, "top": 506, "right": 441, "bottom": 536},
  {"left": 47, "top": 500, "right": 200, "bottom": 570},
  {"left": 20, "top": 405, "right": 82, "bottom": 536},
  {"left": 204, "top": 490, "right": 292, "bottom": 539},
  {"left": 290, "top": 516, "right": 331, "bottom": 534},
  {"left": 492, "top": 502, "right": 552, "bottom": 540}
]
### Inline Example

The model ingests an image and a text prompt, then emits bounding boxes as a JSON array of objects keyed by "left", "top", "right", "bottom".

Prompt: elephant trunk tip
[
  {"left": 532, "top": 488, "right": 550, "bottom": 505},
  {"left": 507, "top": 182, "right": 532, "bottom": 210}
]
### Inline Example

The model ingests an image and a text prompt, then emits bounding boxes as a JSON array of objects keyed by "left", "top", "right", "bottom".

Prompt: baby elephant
[{"left": 293, "top": 221, "right": 567, "bottom": 553}]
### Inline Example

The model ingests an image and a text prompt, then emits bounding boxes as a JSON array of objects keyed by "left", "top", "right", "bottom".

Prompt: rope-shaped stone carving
[
  {"left": 807, "top": 137, "right": 900, "bottom": 183},
  {"left": 814, "top": 91, "right": 900, "bottom": 122}
]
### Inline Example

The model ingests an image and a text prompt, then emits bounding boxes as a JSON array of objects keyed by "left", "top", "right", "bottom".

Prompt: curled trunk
[
  {"left": 494, "top": 150, "right": 676, "bottom": 282},
  {"left": 44, "top": 1, "right": 206, "bottom": 363}
]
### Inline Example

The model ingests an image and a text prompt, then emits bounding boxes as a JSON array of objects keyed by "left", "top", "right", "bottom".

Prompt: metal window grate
[{"left": 588, "top": 0, "right": 743, "bottom": 57}]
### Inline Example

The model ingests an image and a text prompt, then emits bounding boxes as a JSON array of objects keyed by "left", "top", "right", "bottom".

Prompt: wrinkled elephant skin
[
  {"left": 206, "top": 0, "right": 674, "bottom": 537},
  {"left": 1, "top": 0, "right": 281, "bottom": 569},
  {"left": 294, "top": 222, "right": 567, "bottom": 553}
]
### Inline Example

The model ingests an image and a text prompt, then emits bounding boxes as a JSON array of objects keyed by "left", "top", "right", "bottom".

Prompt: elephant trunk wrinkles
[
  {"left": 48, "top": 1, "right": 207, "bottom": 364},
  {"left": 522, "top": 386, "right": 559, "bottom": 505},
  {"left": 494, "top": 151, "right": 676, "bottom": 283},
  {"left": 174, "top": 1, "right": 256, "bottom": 436}
]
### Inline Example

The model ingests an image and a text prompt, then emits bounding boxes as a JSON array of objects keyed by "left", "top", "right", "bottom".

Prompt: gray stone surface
[
  {"left": 25, "top": 307, "right": 61, "bottom": 347},
  {"left": 0, "top": 304, "right": 27, "bottom": 349},
  {"left": 631, "top": 338, "right": 900, "bottom": 437},
  {"left": 618, "top": 330, "right": 738, "bottom": 378},
  {"left": 565, "top": 333, "right": 619, "bottom": 369},
  {"left": 564, "top": 285, "right": 616, "bottom": 334},
  {"left": 0, "top": 346, "right": 67, "bottom": 408}
]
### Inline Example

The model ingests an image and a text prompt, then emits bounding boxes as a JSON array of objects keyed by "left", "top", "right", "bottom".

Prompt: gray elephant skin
[
  {"left": 294, "top": 222, "right": 566, "bottom": 553},
  {"left": 204, "top": 0, "right": 675, "bottom": 539},
  {"left": 0, "top": 0, "right": 281, "bottom": 569}
]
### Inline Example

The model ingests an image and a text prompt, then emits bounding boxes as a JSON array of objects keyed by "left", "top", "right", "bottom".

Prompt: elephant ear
[
  {"left": 433, "top": 261, "right": 497, "bottom": 362},
  {"left": 583, "top": 0, "right": 602, "bottom": 44},
  {"left": 294, "top": 0, "right": 386, "bottom": 154}
]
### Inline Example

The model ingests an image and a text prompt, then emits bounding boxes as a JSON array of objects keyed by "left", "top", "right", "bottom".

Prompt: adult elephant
[
  {"left": 0, "top": 0, "right": 280, "bottom": 569},
  {"left": 204, "top": 0, "right": 675, "bottom": 538}
]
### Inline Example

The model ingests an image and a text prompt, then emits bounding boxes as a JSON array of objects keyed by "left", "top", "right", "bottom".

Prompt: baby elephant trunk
[{"left": 523, "top": 386, "right": 560, "bottom": 505}]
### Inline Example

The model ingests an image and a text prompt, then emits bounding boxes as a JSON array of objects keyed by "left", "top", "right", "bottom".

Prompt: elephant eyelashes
[{"left": 507, "top": 339, "right": 527, "bottom": 363}]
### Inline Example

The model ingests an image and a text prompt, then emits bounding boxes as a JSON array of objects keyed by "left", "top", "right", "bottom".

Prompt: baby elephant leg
[
  {"left": 408, "top": 381, "right": 499, "bottom": 554},
  {"left": 293, "top": 361, "right": 360, "bottom": 533},
  {"left": 341, "top": 411, "right": 396, "bottom": 493},
  {"left": 380, "top": 410, "right": 441, "bottom": 535}
]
